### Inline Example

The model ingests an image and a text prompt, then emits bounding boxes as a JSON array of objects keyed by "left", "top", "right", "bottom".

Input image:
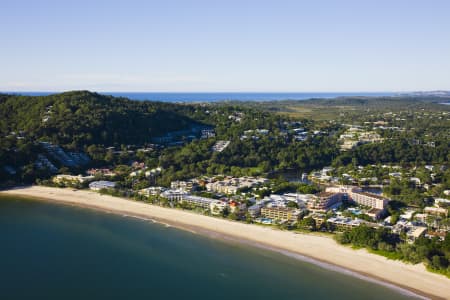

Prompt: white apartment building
[{"left": 349, "top": 191, "right": 388, "bottom": 210}]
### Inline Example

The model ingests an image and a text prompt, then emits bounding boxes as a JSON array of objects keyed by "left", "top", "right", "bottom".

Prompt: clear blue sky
[{"left": 1, "top": 0, "right": 449, "bottom": 92}]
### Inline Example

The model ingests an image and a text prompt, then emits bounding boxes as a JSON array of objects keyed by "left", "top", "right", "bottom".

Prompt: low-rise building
[
  {"left": 327, "top": 217, "right": 364, "bottom": 231},
  {"left": 424, "top": 206, "right": 448, "bottom": 217},
  {"left": 212, "top": 140, "right": 230, "bottom": 152},
  {"left": 53, "top": 174, "right": 94, "bottom": 184},
  {"left": 367, "top": 208, "right": 384, "bottom": 220},
  {"left": 406, "top": 226, "right": 427, "bottom": 243},
  {"left": 201, "top": 129, "right": 215, "bottom": 139},
  {"left": 87, "top": 168, "right": 116, "bottom": 177},
  {"left": 89, "top": 181, "right": 116, "bottom": 191},
  {"left": 435, "top": 198, "right": 450, "bottom": 207}
]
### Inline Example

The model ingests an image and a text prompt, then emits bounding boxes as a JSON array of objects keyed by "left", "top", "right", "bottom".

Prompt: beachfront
[{"left": 2, "top": 186, "right": 449, "bottom": 299}]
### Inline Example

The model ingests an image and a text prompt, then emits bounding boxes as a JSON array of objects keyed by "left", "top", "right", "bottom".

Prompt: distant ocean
[{"left": 3, "top": 91, "right": 396, "bottom": 102}]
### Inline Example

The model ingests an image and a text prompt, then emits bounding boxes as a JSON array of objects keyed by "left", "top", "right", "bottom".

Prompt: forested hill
[{"left": 0, "top": 91, "right": 205, "bottom": 147}]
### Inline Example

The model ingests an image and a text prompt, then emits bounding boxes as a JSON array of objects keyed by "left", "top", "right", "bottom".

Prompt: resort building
[
  {"left": 406, "top": 226, "right": 427, "bottom": 243},
  {"left": 206, "top": 176, "right": 269, "bottom": 195},
  {"left": 211, "top": 140, "right": 230, "bottom": 152},
  {"left": 181, "top": 195, "right": 215, "bottom": 210},
  {"left": 89, "top": 181, "right": 116, "bottom": 191},
  {"left": 53, "top": 174, "right": 94, "bottom": 184},
  {"left": 210, "top": 200, "right": 228, "bottom": 215},
  {"left": 311, "top": 213, "right": 326, "bottom": 227},
  {"left": 260, "top": 207, "right": 300, "bottom": 222},
  {"left": 308, "top": 192, "right": 342, "bottom": 211},
  {"left": 283, "top": 193, "right": 312, "bottom": 206},
  {"left": 87, "top": 168, "right": 116, "bottom": 177},
  {"left": 248, "top": 203, "right": 265, "bottom": 218},
  {"left": 201, "top": 129, "right": 215, "bottom": 139},
  {"left": 170, "top": 180, "right": 194, "bottom": 192},
  {"left": 349, "top": 191, "right": 388, "bottom": 210},
  {"left": 40, "top": 142, "right": 90, "bottom": 167},
  {"left": 325, "top": 185, "right": 389, "bottom": 210},
  {"left": 327, "top": 217, "right": 364, "bottom": 231},
  {"left": 35, "top": 154, "right": 58, "bottom": 173},
  {"left": 262, "top": 193, "right": 309, "bottom": 209},
  {"left": 325, "top": 185, "right": 361, "bottom": 195},
  {"left": 367, "top": 208, "right": 384, "bottom": 220},
  {"left": 424, "top": 206, "right": 448, "bottom": 217},
  {"left": 139, "top": 186, "right": 166, "bottom": 197},
  {"left": 160, "top": 189, "right": 187, "bottom": 201},
  {"left": 228, "top": 200, "right": 246, "bottom": 214}
]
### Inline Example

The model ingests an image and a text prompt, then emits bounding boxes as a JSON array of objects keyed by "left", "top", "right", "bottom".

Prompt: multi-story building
[
  {"left": 228, "top": 200, "right": 246, "bottom": 214},
  {"left": 325, "top": 186, "right": 389, "bottom": 210},
  {"left": 260, "top": 207, "right": 300, "bottom": 221},
  {"left": 308, "top": 192, "right": 342, "bottom": 211},
  {"left": 248, "top": 203, "right": 264, "bottom": 217},
  {"left": 181, "top": 195, "right": 214, "bottom": 210},
  {"left": 210, "top": 200, "right": 228, "bottom": 215},
  {"left": 349, "top": 191, "right": 388, "bottom": 210},
  {"left": 325, "top": 185, "right": 361, "bottom": 195},
  {"left": 170, "top": 180, "right": 194, "bottom": 192},
  {"left": 139, "top": 187, "right": 166, "bottom": 197},
  {"left": 206, "top": 177, "right": 269, "bottom": 195},
  {"left": 160, "top": 189, "right": 187, "bottom": 201},
  {"left": 311, "top": 213, "right": 326, "bottom": 227}
]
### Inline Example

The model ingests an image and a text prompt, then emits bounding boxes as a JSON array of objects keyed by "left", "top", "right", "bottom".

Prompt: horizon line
[{"left": 3, "top": 89, "right": 448, "bottom": 94}]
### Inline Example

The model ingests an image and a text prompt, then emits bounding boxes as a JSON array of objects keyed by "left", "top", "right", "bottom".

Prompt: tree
[
  {"left": 298, "top": 217, "right": 316, "bottom": 231},
  {"left": 286, "top": 201, "right": 299, "bottom": 208}
]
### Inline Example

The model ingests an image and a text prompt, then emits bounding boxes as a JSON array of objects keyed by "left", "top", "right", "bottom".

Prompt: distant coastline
[
  {"left": 1, "top": 186, "right": 449, "bottom": 300},
  {"left": 0, "top": 91, "right": 396, "bottom": 102}
]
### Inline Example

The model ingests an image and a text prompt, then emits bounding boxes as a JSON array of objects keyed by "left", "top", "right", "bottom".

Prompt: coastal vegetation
[
  {"left": 335, "top": 225, "right": 450, "bottom": 277},
  {"left": 1, "top": 91, "right": 449, "bottom": 188}
]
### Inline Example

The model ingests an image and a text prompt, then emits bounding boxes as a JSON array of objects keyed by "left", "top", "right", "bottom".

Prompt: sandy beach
[{"left": 1, "top": 186, "right": 449, "bottom": 299}]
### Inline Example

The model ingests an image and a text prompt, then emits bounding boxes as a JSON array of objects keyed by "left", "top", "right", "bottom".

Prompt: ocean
[
  {"left": 2, "top": 91, "right": 395, "bottom": 102},
  {"left": 0, "top": 196, "right": 418, "bottom": 300}
]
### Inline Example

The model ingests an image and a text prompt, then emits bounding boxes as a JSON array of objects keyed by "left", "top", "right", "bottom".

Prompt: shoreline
[{"left": 1, "top": 186, "right": 449, "bottom": 299}]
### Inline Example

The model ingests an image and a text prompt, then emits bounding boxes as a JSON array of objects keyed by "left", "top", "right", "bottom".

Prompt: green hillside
[{"left": 0, "top": 91, "right": 203, "bottom": 147}]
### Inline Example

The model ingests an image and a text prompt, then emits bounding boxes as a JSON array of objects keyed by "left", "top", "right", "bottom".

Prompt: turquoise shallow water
[{"left": 0, "top": 196, "right": 418, "bottom": 300}]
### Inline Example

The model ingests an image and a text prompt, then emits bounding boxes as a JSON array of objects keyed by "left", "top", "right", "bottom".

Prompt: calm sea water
[
  {"left": 0, "top": 196, "right": 418, "bottom": 300},
  {"left": 2, "top": 91, "right": 395, "bottom": 102}
]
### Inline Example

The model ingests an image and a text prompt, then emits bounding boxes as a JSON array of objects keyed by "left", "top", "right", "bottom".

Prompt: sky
[{"left": 1, "top": 0, "right": 450, "bottom": 92}]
